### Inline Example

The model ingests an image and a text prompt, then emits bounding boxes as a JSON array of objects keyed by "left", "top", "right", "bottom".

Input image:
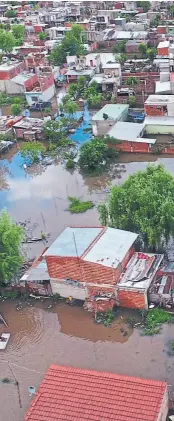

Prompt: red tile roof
[
  {"left": 45, "top": 256, "right": 120, "bottom": 285},
  {"left": 24, "top": 365, "right": 167, "bottom": 421}
]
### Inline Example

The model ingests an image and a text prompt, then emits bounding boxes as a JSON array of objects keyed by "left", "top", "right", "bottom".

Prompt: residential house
[
  {"left": 13, "top": 117, "right": 44, "bottom": 141},
  {"left": 0, "top": 61, "right": 25, "bottom": 93},
  {"left": 125, "top": 39, "right": 148, "bottom": 53},
  {"left": 41, "top": 226, "right": 163, "bottom": 311},
  {"left": 92, "top": 104, "right": 129, "bottom": 136},
  {"left": 23, "top": 365, "right": 168, "bottom": 421},
  {"left": 25, "top": 73, "right": 55, "bottom": 106},
  {"left": 65, "top": 55, "right": 96, "bottom": 83},
  {"left": 157, "top": 41, "right": 170, "bottom": 56},
  {"left": 91, "top": 62, "right": 121, "bottom": 93},
  {"left": 107, "top": 121, "right": 156, "bottom": 153},
  {"left": 145, "top": 94, "right": 174, "bottom": 117}
]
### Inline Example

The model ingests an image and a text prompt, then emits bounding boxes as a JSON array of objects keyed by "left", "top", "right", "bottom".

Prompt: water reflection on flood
[{"left": 1, "top": 147, "right": 174, "bottom": 260}]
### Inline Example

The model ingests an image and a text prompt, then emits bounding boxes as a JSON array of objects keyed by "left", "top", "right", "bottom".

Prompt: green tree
[
  {"left": 43, "top": 119, "right": 68, "bottom": 143},
  {"left": 79, "top": 137, "right": 107, "bottom": 170},
  {"left": 5, "top": 9, "right": 17, "bottom": 18},
  {"left": 68, "top": 83, "right": 78, "bottom": 98},
  {"left": 138, "top": 43, "right": 147, "bottom": 56},
  {"left": 12, "top": 24, "right": 25, "bottom": 40},
  {"left": 64, "top": 101, "right": 77, "bottom": 116},
  {"left": 115, "top": 53, "right": 127, "bottom": 65},
  {"left": 98, "top": 164, "right": 174, "bottom": 250},
  {"left": 126, "top": 76, "right": 139, "bottom": 86},
  {"left": 112, "top": 40, "right": 126, "bottom": 54},
  {"left": 21, "top": 142, "right": 46, "bottom": 163},
  {"left": 87, "top": 93, "right": 102, "bottom": 107},
  {"left": 147, "top": 48, "right": 157, "bottom": 60},
  {"left": 0, "top": 210, "right": 24, "bottom": 285},
  {"left": 11, "top": 103, "right": 21, "bottom": 116},
  {"left": 38, "top": 32, "right": 47, "bottom": 40},
  {"left": 71, "top": 23, "right": 84, "bottom": 41},
  {"left": 0, "top": 30, "right": 15, "bottom": 53},
  {"left": 137, "top": 1, "right": 150, "bottom": 12},
  {"left": 50, "top": 25, "right": 85, "bottom": 66},
  {"left": 128, "top": 96, "right": 136, "bottom": 106}
]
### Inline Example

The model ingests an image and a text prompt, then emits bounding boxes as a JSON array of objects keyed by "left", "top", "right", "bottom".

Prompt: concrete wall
[
  {"left": 50, "top": 279, "right": 86, "bottom": 300},
  {"left": 92, "top": 120, "right": 115, "bottom": 136},
  {"left": 0, "top": 79, "right": 24, "bottom": 94},
  {"left": 145, "top": 124, "right": 174, "bottom": 134},
  {"left": 157, "top": 388, "right": 168, "bottom": 421},
  {"left": 42, "top": 85, "right": 55, "bottom": 102}
]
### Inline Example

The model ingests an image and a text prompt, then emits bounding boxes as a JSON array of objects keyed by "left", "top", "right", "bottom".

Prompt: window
[{"left": 31, "top": 96, "right": 38, "bottom": 102}]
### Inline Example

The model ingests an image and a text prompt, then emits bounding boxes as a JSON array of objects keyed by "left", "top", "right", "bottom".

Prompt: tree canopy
[
  {"left": 79, "top": 136, "right": 120, "bottom": 171},
  {"left": 21, "top": 142, "right": 46, "bottom": 163},
  {"left": 50, "top": 24, "right": 85, "bottom": 66},
  {"left": 0, "top": 210, "right": 24, "bottom": 285},
  {"left": 138, "top": 43, "right": 147, "bottom": 56},
  {"left": 11, "top": 103, "right": 22, "bottom": 116},
  {"left": 12, "top": 24, "right": 25, "bottom": 40},
  {"left": 5, "top": 9, "right": 17, "bottom": 18},
  {"left": 98, "top": 165, "right": 174, "bottom": 250},
  {"left": 137, "top": 1, "right": 150, "bottom": 12},
  {"left": 0, "top": 30, "right": 15, "bottom": 53}
]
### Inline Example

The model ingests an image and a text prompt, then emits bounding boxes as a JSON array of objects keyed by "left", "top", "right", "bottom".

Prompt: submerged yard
[
  {"left": 2, "top": 133, "right": 174, "bottom": 420},
  {"left": 1, "top": 299, "right": 174, "bottom": 421}
]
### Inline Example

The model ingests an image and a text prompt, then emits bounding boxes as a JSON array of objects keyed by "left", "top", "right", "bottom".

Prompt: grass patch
[
  {"left": 95, "top": 310, "right": 115, "bottom": 327},
  {"left": 67, "top": 196, "right": 94, "bottom": 213},
  {"left": 142, "top": 308, "right": 174, "bottom": 336}
]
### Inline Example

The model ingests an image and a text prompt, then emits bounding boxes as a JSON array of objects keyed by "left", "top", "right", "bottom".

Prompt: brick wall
[
  {"left": 145, "top": 104, "right": 164, "bottom": 116},
  {"left": 117, "top": 289, "right": 147, "bottom": 309},
  {"left": 45, "top": 256, "right": 121, "bottom": 285},
  {"left": 157, "top": 46, "right": 169, "bottom": 56}
]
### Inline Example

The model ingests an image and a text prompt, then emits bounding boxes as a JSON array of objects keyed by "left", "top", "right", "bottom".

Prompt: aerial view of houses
[{"left": 2, "top": 1, "right": 174, "bottom": 421}]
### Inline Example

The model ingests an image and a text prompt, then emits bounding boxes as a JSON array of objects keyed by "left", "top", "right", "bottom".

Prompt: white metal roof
[
  {"left": 145, "top": 94, "right": 174, "bottom": 104},
  {"left": 84, "top": 228, "right": 138, "bottom": 269},
  {"left": 92, "top": 104, "right": 129, "bottom": 121},
  {"left": 155, "top": 81, "right": 171, "bottom": 94},
  {"left": 107, "top": 122, "right": 145, "bottom": 142},
  {"left": 43, "top": 227, "right": 103, "bottom": 257},
  {"left": 158, "top": 41, "right": 170, "bottom": 49},
  {"left": 103, "top": 63, "right": 120, "bottom": 69}
]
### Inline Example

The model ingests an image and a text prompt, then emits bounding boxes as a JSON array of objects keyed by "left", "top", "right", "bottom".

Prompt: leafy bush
[
  {"left": 21, "top": 142, "right": 46, "bottom": 163},
  {"left": 67, "top": 197, "right": 94, "bottom": 213},
  {"left": 142, "top": 308, "right": 173, "bottom": 335},
  {"left": 65, "top": 158, "right": 75, "bottom": 170}
]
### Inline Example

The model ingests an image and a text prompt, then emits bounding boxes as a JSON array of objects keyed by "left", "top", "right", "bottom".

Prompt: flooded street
[
  {"left": 1, "top": 147, "right": 174, "bottom": 420},
  {"left": 1, "top": 300, "right": 174, "bottom": 421}
]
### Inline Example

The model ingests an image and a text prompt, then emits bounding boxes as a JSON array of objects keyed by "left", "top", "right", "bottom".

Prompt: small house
[
  {"left": 13, "top": 117, "right": 44, "bottom": 141},
  {"left": 92, "top": 104, "right": 129, "bottom": 136},
  {"left": 23, "top": 364, "right": 168, "bottom": 421}
]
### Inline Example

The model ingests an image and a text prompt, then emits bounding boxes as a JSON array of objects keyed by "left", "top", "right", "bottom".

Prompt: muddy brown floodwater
[
  {"left": 1, "top": 300, "right": 174, "bottom": 421},
  {"left": 2, "top": 148, "right": 174, "bottom": 420}
]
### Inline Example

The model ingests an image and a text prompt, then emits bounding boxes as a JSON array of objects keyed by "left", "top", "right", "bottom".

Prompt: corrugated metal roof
[
  {"left": 92, "top": 104, "right": 128, "bottom": 121},
  {"left": 84, "top": 227, "right": 138, "bottom": 268},
  {"left": 107, "top": 122, "right": 145, "bottom": 142},
  {"left": 21, "top": 260, "right": 50, "bottom": 283},
  {"left": 43, "top": 227, "right": 103, "bottom": 258}
]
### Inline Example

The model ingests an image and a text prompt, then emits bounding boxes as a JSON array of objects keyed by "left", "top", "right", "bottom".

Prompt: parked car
[{"left": 29, "top": 102, "right": 52, "bottom": 111}]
